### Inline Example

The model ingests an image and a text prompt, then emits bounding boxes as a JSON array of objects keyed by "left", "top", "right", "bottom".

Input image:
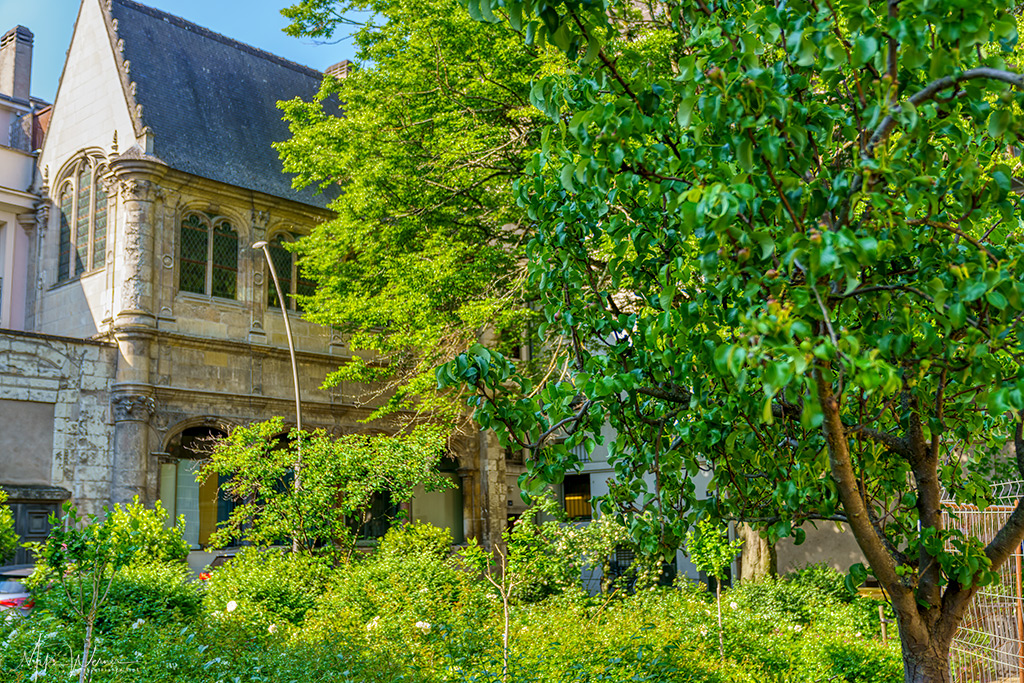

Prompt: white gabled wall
[{"left": 36, "top": 0, "right": 136, "bottom": 338}]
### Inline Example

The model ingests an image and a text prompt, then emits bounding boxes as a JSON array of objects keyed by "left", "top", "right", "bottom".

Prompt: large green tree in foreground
[
  {"left": 277, "top": 0, "right": 552, "bottom": 422},
  {"left": 438, "top": 0, "right": 1024, "bottom": 679}
]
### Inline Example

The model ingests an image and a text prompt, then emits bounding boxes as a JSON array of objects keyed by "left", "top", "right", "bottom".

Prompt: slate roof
[{"left": 106, "top": 0, "right": 337, "bottom": 208}]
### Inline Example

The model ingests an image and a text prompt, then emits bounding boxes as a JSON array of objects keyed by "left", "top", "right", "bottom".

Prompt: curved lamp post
[{"left": 253, "top": 240, "right": 302, "bottom": 551}]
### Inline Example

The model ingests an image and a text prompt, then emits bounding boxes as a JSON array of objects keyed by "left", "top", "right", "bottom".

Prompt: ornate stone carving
[
  {"left": 120, "top": 178, "right": 149, "bottom": 202},
  {"left": 33, "top": 202, "right": 49, "bottom": 236},
  {"left": 162, "top": 254, "right": 173, "bottom": 268},
  {"left": 112, "top": 395, "right": 155, "bottom": 421}
]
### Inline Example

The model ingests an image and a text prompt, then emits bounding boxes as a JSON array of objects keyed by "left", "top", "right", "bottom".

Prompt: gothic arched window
[
  {"left": 179, "top": 213, "right": 238, "bottom": 299},
  {"left": 56, "top": 157, "right": 109, "bottom": 282},
  {"left": 266, "top": 233, "right": 314, "bottom": 310}
]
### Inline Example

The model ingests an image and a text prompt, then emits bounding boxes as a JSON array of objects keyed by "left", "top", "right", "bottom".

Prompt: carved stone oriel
[{"left": 112, "top": 395, "right": 156, "bottom": 421}]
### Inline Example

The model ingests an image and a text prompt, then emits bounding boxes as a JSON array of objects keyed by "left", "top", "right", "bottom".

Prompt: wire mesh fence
[{"left": 946, "top": 481, "right": 1024, "bottom": 683}]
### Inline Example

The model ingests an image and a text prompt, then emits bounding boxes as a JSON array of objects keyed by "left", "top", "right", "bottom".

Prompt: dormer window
[
  {"left": 57, "top": 157, "right": 108, "bottom": 281},
  {"left": 179, "top": 213, "right": 238, "bottom": 299}
]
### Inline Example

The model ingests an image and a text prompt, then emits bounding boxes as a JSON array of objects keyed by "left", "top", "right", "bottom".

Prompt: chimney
[
  {"left": 325, "top": 60, "right": 352, "bottom": 80},
  {"left": 0, "top": 26, "right": 32, "bottom": 101}
]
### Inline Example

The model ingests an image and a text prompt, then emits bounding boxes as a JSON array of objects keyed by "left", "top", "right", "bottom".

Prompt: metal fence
[{"left": 946, "top": 481, "right": 1024, "bottom": 683}]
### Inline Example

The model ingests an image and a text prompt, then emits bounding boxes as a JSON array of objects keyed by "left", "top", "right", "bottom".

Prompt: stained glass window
[
  {"left": 179, "top": 214, "right": 208, "bottom": 295},
  {"left": 74, "top": 165, "right": 90, "bottom": 276},
  {"left": 55, "top": 157, "right": 109, "bottom": 283},
  {"left": 211, "top": 221, "right": 238, "bottom": 299},
  {"left": 58, "top": 183, "right": 72, "bottom": 281},
  {"left": 93, "top": 171, "right": 107, "bottom": 269}
]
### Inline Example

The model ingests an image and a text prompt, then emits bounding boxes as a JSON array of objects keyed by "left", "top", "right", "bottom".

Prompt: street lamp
[{"left": 253, "top": 241, "right": 303, "bottom": 552}]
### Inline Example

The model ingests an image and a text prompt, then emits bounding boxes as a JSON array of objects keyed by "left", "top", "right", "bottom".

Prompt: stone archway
[{"left": 157, "top": 422, "right": 233, "bottom": 549}]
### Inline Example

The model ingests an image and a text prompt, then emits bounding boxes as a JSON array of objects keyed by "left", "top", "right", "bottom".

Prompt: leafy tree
[
  {"left": 438, "top": 0, "right": 1024, "bottom": 679},
  {"left": 277, "top": 0, "right": 552, "bottom": 421},
  {"left": 38, "top": 504, "right": 140, "bottom": 683},
  {"left": 0, "top": 490, "right": 17, "bottom": 564},
  {"left": 202, "top": 418, "right": 452, "bottom": 561},
  {"left": 686, "top": 519, "right": 743, "bottom": 659}
]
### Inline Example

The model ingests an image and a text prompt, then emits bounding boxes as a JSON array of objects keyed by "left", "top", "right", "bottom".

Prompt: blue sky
[{"left": 0, "top": 0, "right": 360, "bottom": 103}]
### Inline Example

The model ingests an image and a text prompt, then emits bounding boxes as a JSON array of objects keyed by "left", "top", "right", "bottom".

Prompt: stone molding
[
  {"left": 112, "top": 394, "right": 156, "bottom": 421},
  {"left": 0, "top": 484, "right": 72, "bottom": 502}
]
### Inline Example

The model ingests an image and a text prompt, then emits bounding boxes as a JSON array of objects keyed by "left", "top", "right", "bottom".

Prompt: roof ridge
[{"left": 109, "top": 0, "right": 325, "bottom": 80}]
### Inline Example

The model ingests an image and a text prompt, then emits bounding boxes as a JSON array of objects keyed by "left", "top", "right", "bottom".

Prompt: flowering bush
[{"left": 202, "top": 547, "right": 330, "bottom": 632}]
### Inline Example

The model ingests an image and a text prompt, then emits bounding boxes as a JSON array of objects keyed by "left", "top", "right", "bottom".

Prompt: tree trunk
[
  {"left": 737, "top": 523, "right": 776, "bottom": 581},
  {"left": 900, "top": 628, "right": 952, "bottom": 683}
]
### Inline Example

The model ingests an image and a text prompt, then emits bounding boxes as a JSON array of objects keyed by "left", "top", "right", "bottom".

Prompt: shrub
[
  {"left": 377, "top": 521, "right": 453, "bottom": 559},
  {"left": 0, "top": 490, "right": 17, "bottom": 564},
  {"left": 106, "top": 497, "right": 189, "bottom": 563},
  {"left": 202, "top": 547, "right": 330, "bottom": 629},
  {"left": 785, "top": 562, "right": 856, "bottom": 604},
  {"left": 32, "top": 560, "right": 202, "bottom": 631}
]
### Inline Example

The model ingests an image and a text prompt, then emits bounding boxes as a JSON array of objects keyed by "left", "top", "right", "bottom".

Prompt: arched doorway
[{"left": 158, "top": 425, "right": 235, "bottom": 549}]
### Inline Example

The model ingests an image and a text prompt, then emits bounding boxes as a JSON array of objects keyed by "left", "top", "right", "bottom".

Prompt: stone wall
[{"left": 0, "top": 329, "right": 116, "bottom": 516}]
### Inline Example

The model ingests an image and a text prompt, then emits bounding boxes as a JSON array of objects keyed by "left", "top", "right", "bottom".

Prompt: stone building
[{"left": 0, "top": 0, "right": 514, "bottom": 561}]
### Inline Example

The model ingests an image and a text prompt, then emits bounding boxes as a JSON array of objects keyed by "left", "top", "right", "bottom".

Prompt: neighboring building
[{"left": 0, "top": 0, "right": 513, "bottom": 561}]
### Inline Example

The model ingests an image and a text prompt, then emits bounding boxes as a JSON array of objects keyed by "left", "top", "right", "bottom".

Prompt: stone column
[
  {"left": 108, "top": 159, "right": 166, "bottom": 505},
  {"left": 111, "top": 394, "right": 155, "bottom": 503},
  {"left": 457, "top": 466, "right": 480, "bottom": 543},
  {"left": 479, "top": 430, "right": 508, "bottom": 548}
]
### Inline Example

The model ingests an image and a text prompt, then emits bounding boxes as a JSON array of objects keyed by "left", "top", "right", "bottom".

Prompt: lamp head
[{"left": 252, "top": 241, "right": 268, "bottom": 249}]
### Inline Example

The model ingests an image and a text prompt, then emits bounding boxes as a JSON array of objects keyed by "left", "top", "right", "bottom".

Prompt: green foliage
[
  {"left": 105, "top": 497, "right": 189, "bottom": 563},
  {"left": 377, "top": 520, "right": 454, "bottom": 560},
  {"left": 0, "top": 545, "right": 899, "bottom": 682},
  {"left": 202, "top": 547, "right": 331, "bottom": 629},
  {"left": 785, "top": 562, "right": 858, "bottom": 604},
  {"left": 35, "top": 503, "right": 145, "bottom": 682},
  {"left": 278, "top": 0, "right": 552, "bottom": 421},
  {"left": 439, "top": 0, "right": 1024, "bottom": 667},
  {"left": 37, "top": 504, "right": 140, "bottom": 613},
  {"left": 0, "top": 490, "right": 18, "bottom": 564},
  {"left": 203, "top": 418, "right": 452, "bottom": 559},
  {"left": 686, "top": 520, "right": 743, "bottom": 582},
  {"left": 34, "top": 560, "right": 202, "bottom": 631}
]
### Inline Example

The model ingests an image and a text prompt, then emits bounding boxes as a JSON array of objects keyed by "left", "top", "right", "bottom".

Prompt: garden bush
[
  {"left": 202, "top": 547, "right": 331, "bottom": 630},
  {"left": 0, "top": 490, "right": 18, "bottom": 564},
  {"left": 32, "top": 560, "right": 202, "bottom": 631},
  {"left": 784, "top": 562, "right": 856, "bottom": 604},
  {"left": 2, "top": 524, "right": 902, "bottom": 683},
  {"left": 106, "top": 497, "right": 189, "bottom": 563},
  {"left": 377, "top": 520, "right": 454, "bottom": 560}
]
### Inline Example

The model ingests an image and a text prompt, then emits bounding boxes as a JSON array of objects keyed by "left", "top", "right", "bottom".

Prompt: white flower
[
  {"left": 855, "top": 632, "right": 862, "bottom": 637},
  {"left": 419, "top": 588, "right": 428, "bottom": 593},
  {"left": 268, "top": 624, "right": 277, "bottom": 634},
  {"left": 68, "top": 670, "right": 81, "bottom": 679},
  {"left": 729, "top": 602, "right": 738, "bottom": 610},
  {"left": 700, "top": 626, "right": 708, "bottom": 637},
  {"left": 366, "top": 616, "right": 380, "bottom": 631},
  {"left": 226, "top": 600, "right": 238, "bottom": 613},
  {"left": 415, "top": 620, "right": 431, "bottom": 634},
  {"left": 29, "top": 671, "right": 45, "bottom": 681},
  {"left": 794, "top": 624, "right": 803, "bottom": 633},
  {"left": 131, "top": 618, "right": 145, "bottom": 630}
]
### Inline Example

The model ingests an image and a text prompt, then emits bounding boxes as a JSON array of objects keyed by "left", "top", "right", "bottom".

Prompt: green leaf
[{"left": 852, "top": 35, "right": 878, "bottom": 67}]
